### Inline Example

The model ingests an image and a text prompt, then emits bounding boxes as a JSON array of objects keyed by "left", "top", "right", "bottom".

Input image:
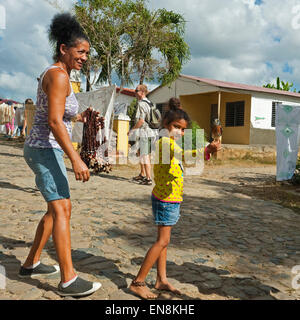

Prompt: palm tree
[{"left": 74, "top": 0, "right": 190, "bottom": 90}]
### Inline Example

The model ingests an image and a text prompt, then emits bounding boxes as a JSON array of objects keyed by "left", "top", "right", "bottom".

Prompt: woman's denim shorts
[
  {"left": 24, "top": 144, "right": 70, "bottom": 203},
  {"left": 151, "top": 194, "right": 181, "bottom": 226}
]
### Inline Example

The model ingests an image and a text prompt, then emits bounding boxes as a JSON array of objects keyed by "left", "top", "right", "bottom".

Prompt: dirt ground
[{"left": 1, "top": 135, "right": 300, "bottom": 300}]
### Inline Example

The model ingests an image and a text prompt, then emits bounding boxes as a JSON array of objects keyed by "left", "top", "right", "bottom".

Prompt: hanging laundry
[
  {"left": 276, "top": 104, "right": 300, "bottom": 181},
  {"left": 14, "top": 105, "right": 26, "bottom": 128},
  {"left": 0, "top": 103, "right": 15, "bottom": 125}
]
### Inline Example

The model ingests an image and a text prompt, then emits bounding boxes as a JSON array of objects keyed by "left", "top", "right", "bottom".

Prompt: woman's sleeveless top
[{"left": 25, "top": 65, "right": 79, "bottom": 149}]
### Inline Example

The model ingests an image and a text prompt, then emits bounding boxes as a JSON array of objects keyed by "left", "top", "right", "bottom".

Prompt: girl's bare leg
[
  {"left": 155, "top": 247, "right": 181, "bottom": 295},
  {"left": 130, "top": 226, "right": 171, "bottom": 299}
]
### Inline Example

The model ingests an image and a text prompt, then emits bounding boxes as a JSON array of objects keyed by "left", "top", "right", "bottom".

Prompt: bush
[
  {"left": 291, "top": 157, "right": 300, "bottom": 185},
  {"left": 127, "top": 98, "right": 138, "bottom": 129},
  {"left": 179, "top": 120, "right": 208, "bottom": 150}
]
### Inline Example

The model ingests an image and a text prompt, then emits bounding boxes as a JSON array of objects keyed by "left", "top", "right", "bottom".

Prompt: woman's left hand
[{"left": 78, "top": 108, "right": 103, "bottom": 123}]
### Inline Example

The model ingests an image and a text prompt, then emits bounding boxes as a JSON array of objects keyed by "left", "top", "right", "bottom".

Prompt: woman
[{"left": 21, "top": 13, "right": 101, "bottom": 297}]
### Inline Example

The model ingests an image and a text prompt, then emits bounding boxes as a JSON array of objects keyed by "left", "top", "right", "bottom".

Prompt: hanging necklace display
[{"left": 80, "top": 108, "right": 112, "bottom": 174}]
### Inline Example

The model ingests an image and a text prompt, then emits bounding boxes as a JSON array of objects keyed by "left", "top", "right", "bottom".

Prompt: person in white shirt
[{"left": 128, "top": 84, "right": 154, "bottom": 185}]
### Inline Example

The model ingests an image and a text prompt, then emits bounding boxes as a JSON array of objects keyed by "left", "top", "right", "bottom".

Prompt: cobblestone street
[{"left": 0, "top": 137, "right": 299, "bottom": 300}]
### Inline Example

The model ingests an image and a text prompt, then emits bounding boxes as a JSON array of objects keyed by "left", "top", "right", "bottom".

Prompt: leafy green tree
[
  {"left": 128, "top": 3, "right": 190, "bottom": 85},
  {"left": 263, "top": 77, "right": 299, "bottom": 92},
  {"left": 74, "top": 0, "right": 190, "bottom": 90},
  {"left": 75, "top": 0, "right": 125, "bottom": 89},
  {"left": 127, "top": 98, "right": 138, "bottom": 128}
]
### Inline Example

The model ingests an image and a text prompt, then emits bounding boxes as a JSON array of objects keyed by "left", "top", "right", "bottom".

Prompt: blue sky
[{"left": 1, "top": 0, "right": 300, "bottom": 102}]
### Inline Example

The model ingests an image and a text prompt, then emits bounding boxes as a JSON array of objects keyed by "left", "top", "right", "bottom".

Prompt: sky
[{"left": 1, "top": 0, "right": 300, "bottom": 102}]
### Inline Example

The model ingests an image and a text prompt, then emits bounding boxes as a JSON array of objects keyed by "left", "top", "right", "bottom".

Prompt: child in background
[
  {"left": 5, "top": 106, "right": 15, "bottom": 139},
  {"left": 130, "top": 106, "right": 200, "bottom": 299}
]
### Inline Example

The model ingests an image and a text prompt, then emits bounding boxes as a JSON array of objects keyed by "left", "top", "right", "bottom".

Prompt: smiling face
[
  {"left": 165, "top": 118, "right": 188, "bottom": 140},
  {"left": 60, "top": 39, "right": 90, "bottom": 71}
]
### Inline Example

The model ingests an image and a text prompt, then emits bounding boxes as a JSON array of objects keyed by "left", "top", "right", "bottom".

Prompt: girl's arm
[
  {"left": 44, "top": 69, "right": 90, "bottom": 183},
  {"left": 172, "top": 139, "right": 202, "bottom": 163}
]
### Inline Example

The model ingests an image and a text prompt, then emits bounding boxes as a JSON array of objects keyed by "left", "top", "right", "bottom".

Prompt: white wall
[
  {"left": 114, "top": 93, "right": 135, "bottom": 118},
  {"left": 115, "top": 93, "right": 135, "bottom": 106},
  {"left": 251, "top": 97, "right": 273, "bottom": 129},
  {"left": 148, "top": 77, "right": 218, "bottom": 105},
  {"left": 251, "top": 94, "right": 300, "bottom": 130},
  {"left": 250, "top": 94, "right": 300, "bottom": 145}
]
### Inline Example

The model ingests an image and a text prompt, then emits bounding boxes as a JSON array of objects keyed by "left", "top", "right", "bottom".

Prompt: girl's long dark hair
[
  {"left": 162, "top": 108, "right": 191, "bottom": 127},
  {"left": 48, "top": 12, "right": 89, "bottom": 61}
]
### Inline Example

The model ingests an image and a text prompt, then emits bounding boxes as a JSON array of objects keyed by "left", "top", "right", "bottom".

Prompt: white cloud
[
  {"left": 1, "top": 0, "right": 300, "bottom": 101},
  {"left": 148, "top": 0, "right": 300, "bottom": 89},
  {"left": 0, "top": 71, "right": 37, "bottom": 102},
  {"left": 0, "top": 0, "right": 75, "bottom": 101}
]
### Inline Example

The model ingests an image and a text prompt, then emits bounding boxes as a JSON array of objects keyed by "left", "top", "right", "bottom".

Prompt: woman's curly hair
[{"left": 48, "top": 12, "right": 89, "bottom": 61}]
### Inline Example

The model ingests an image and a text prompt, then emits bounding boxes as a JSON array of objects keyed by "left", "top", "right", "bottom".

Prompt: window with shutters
[
  {"left": 271, "top": 102, "right": 282, "bottom": 127},
  {"left": 225, "top": 101, "right": 245, "bottom": 127}
]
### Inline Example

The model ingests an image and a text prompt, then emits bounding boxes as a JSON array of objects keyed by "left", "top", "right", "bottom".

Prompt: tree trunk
[
  {"left": 140, "top": 61, "right": 146, "bottom": 84},
  {"left": 107, "top": 54, "right": 112, "bottom": 86}
]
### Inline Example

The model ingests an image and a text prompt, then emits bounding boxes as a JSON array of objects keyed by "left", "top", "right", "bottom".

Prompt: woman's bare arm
[{"left": 43, "top": 69, "right": 90, "bottom": 182}]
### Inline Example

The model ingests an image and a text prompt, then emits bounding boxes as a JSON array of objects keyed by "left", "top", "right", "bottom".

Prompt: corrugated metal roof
[{"left": 180, "top": 74, "right": 300, "bottom": 98}]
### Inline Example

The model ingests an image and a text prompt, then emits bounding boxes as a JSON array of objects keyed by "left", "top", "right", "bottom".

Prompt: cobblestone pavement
[{"left": 0, "top": 137, "right": 299, "bottom": 300}]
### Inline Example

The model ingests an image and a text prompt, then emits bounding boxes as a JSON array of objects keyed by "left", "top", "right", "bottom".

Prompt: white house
[{"left": 148, "top": 75, "right": 300, "bottom": 145}]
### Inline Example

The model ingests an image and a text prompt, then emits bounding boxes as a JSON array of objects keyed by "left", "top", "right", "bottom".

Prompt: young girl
[{"left": 130, "top": 106, "right": 198, "bottom": 299}]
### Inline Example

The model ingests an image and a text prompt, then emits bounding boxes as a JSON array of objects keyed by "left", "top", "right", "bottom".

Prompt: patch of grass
[{"left": 291, "top": 157, "right": 300, "bottom": 185}]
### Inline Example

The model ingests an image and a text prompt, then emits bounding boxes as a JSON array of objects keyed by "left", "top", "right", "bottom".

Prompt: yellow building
[
  {"left": 71, "top": 81, "right": 81, "bottom": 94},
  {"left": 70, "top": 70, "right": 82, "bottom": 94},
  {"left": 148, "top": 75, "right": 300, "bottom": 145},
  {"left": 113, "top": 88, "right": 136, "bottom": 157}
]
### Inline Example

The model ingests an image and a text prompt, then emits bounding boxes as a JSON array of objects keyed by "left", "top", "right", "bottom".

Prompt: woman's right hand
[{"left": 71, "top": 156, "right": 90, "bottom": 182}]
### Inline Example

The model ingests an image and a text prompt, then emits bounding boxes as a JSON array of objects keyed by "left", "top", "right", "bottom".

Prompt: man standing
[{"left": 128, "top": 84, "right": 154, "bottom": 185}]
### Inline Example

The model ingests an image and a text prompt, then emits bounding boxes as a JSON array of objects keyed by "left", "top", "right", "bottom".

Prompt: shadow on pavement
[
  {"left": 0, "top": 181, "right": 39, "bottom": 194},
  {"left": 0, "top": 237, "right": 58, "bottom": 296},
  {"left": 130, "top": 257, "right": 278, "bottom": 300},
  {"left": 0, "top": 152, "right": 24, "bottom": 158},
  {"left": 66, "top": 167, "right": 138, "bottom": 184}
]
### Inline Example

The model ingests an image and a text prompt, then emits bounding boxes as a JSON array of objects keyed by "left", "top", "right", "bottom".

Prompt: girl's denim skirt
[
  {"left": 151, "top": 194, "right": 181, "bottom": 226},
  {"left": 24, "top": 144, "right": 70, "bottom": 203}
]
